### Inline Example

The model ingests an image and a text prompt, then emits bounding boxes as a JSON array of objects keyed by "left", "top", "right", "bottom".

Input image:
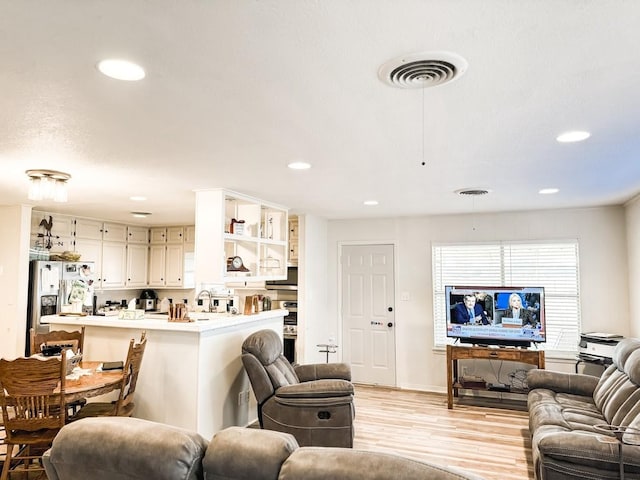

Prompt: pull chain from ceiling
[{"left": 421, "top": 85, "right": 426, "bottom": 166}]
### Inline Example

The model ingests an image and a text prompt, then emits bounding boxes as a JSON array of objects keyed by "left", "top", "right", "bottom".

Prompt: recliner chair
[{"left": 241, "top": 329, "right": 355, "bottom": 448}]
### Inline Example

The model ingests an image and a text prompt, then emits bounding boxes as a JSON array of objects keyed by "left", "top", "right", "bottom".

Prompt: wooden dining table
[{"left": 63, "top": 361, "right": 124, "bottom": 403}]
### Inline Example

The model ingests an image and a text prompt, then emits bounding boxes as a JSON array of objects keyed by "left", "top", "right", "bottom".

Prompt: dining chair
[
  {"left": 30, "top": 326, "right": 85, "bottom": 356},
  {"left": 0, "top": 356, "right": 67, "bottom": 480},
  {"left": 30, "top": 326, "right": 86, "bottom": 416},
  {"left": 68, "top": 331, "right": 147, "bottom": 421}
]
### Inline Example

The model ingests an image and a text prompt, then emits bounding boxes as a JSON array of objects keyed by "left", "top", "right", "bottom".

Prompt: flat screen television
[{"left": 445, "top": 286, "right": 545, "bottom": 348}]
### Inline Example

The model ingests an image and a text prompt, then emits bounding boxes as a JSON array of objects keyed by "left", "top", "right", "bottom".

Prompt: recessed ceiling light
[
  {"left": 556, "top": 131, "right": 590, "bottom": 143},
  {"left": 97, "top": 59, "right": 146, "bottom": 81},
  {"left": 287, "top": 161, "right": 311, "bottom": 170},
  {"left": 130, "top": 196, "right": 147, "bottom": 201},
  {"left": 131, "top": 212, "right": 151, "bottom": 218},
  {"left": 363, "top": 200, "right": 379, "bottom": 206},
  {"left": 539, "top": 188, "right": 559, "bottom": 195}
]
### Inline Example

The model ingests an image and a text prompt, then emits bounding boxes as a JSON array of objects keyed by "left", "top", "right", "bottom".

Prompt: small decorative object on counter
[
  {"left": 168, "top": 303, "right": 192, "bottom": 322},
  {"left": 243, "top": 295, "right": 260, "bottom": 315},
  {"left": 118, "top": 309, "right": 145, "bottom": 320},
  {"left": 262, "top": 295, "right": 271, "bottom": 311},
  {"left": 159, "top": 297, "right": 170, "bottom": 313}
]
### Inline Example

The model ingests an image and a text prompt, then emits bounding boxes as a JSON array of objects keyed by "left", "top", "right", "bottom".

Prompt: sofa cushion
[
  {"left": 278, "top": 447, "right": 486, "bottom": 480},
  {"left": 44, "top": 417, "right": 208, "bottom": 480},
  {"left": 203, "top": 426, "right": 298, "bottom": 480}
]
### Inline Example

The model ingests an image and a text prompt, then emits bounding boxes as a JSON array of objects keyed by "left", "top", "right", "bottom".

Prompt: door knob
[{"left": 387, "top": 322, "right": 394, "bottom": 328}]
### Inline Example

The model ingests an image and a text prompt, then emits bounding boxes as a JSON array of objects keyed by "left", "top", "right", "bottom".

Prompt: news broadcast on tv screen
[{"left": 445, "top": 286, "right": 546, "bottom": 346}]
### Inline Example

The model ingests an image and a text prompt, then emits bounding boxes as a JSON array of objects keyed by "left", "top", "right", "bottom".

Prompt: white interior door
[{"left": 341, "top": 244, "right": 396, "bottom": 386}]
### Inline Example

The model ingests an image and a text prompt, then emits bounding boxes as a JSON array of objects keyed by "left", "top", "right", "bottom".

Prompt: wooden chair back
[
  {"left": 0, "top": 356, "right": 66, "bottom": 437},
  {"left": 30, "top": 326, "right": 85, "bottom": 356},
  {"left": 114, "top": 331, "right": 147, "bottom": 416}
]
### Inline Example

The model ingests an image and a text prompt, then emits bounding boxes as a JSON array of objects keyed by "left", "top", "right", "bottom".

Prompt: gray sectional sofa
[
  {"left": 43, "top": 417, "right": 485, "bottom": 480},
  {"left": 528, "top": 338, "right": 640, "bottom": 479}
]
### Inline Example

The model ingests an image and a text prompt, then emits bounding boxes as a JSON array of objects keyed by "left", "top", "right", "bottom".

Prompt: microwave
[{"left": 265, "top": 266, "right": 298, "bottom": 290}]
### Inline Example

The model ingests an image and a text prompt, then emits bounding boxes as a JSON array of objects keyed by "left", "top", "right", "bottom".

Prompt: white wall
[
  {"left": 0, "top": 205, "right": 32, "bottom": 359},
  {"left": 626, "top": 195, "right": 640, "bottom": 338},
  {"left": 326, "top": 206, "right": 630, "bottom": 392},
  {"left": 298, "top": 214, "right": 330, "bottom": 364}
]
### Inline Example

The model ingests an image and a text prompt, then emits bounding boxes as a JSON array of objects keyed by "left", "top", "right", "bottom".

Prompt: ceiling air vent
[
  {"left": 378, "top": 51, "right": 468, "bottom": 89},
  {"left": 456, "top": 188, "right": 490, "bottom": 196}
]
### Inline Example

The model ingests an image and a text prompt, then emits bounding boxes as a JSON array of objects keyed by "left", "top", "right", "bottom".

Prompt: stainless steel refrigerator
[{"left": 26, "top": 260, "right": 96, "bottom": 355}]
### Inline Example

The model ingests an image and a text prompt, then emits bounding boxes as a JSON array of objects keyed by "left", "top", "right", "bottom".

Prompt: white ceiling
[{"left": 2, "top": 0, "right": 640, "bottom": 225}]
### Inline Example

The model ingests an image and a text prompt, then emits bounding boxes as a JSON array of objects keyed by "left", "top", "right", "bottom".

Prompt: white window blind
[{"left": 432, "top": 241, "right": 580, "bottom": 353}]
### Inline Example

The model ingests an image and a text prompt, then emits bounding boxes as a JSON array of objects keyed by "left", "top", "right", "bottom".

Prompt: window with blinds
[{"left": 432, "top": 241, "right": 580, "bottom": 354}]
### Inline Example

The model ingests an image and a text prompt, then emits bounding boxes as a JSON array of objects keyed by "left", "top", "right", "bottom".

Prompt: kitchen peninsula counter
[{"left": 43, "top": 309, "right": 286, "bottom": 440}]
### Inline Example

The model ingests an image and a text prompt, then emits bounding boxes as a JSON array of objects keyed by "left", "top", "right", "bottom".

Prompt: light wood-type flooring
[
  {"left": 353, "top": 384, "right": 533, "bottom": 480},
  {"left": 1, "top": 387, "right": 533, "bottom": 480}
]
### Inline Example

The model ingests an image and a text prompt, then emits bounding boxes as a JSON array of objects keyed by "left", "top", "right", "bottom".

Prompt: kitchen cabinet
[
  {"left": 288, "top": 216, "right": 299, "bottom": 265},
  {"left": 75, "top": 219, "right": 128, "bottom": 243},
  {"left": 148, "top": 244, "right": 184, "bottom": 287},
  {"left": 149, "top": 226, "right": 185, "bottom": 287},
  {"left": 148, "top": 245, "right": 166, "bottom": 286},
  {"left": 165, "top": 244, "right": 184, "bottom": 287},
  {"left": 73, "top": 237, "right": 103, "bottom": 283},
  {"left": 101, "top": 242, "right": 127, "bottom": 288},
  {"left": 127, "top": 226, "right": 149, "bottom": 244},
  {"left": 102, "top": 223, "right": 127, "bottom": 242},
  {"left": 150, "top": 227, "right": 183, "bottom": 244},
  {"left": 30, "top": 212, "right": 75, "bottom": 252},
  {"left": 126, "top": 244, "right": 149, "bottom": 287},
  {"left": 74, "top": 219, "right": 132, "bottom": 289},
  {"left": 184, "top": 226, "right": 196, "bottom": 244},
  {"left": 194, "top": 189, "right": 288, "bottom": 285},
  {"left": 74, "top": 219, "right": 103, "bottom": 240}
]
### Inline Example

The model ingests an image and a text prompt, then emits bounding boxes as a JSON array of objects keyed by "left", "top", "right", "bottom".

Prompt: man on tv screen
[{"left": 451, "top": 294, "right": 489, "bottom": 325}]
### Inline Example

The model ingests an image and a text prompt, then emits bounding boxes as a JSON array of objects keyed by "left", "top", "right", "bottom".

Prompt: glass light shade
[
  {"left": 26, "top": 169, "right": 71, "bottom": 202},
  {"left": 53, "top": 179, "right": 68, "bottom": 202},
  {"left": 28, "top": 177, "right": 43, "bottom": 201}
]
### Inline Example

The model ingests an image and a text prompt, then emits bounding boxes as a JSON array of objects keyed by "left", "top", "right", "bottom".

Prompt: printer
[{"left": 579, "top": 332, "right": 623, "bottom": 360}]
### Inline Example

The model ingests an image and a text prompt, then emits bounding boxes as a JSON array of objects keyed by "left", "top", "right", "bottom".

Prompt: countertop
[{"left": 42, "top": 309, "right": 288, "bottom": 333}]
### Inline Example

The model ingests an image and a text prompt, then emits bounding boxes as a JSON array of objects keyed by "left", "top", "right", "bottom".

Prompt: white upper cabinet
[
  {"left": 101, "top": 241, "right": 127, "bottom": 288},
  {"left": 126, "top": 244, "right": 149, "bottom": 287},
  {"left": 30, "top": 212, "right": 75, "bottom": 252},
  {"left": 127, "top": 226, "right": 149, "bottom": 244},
  {"left": 151, "top": 227, "right": 184, "bottom": 243},
  {"left": 184, "top": 226, "right": 196, "bottom": 244},
  {"left": 74, "top": 219, "right": 104, "bottom": 240},
  {"left": 102, "top": 223, "right": 127, "bottom": 242},
  {"left": 167, "top": 227, "right": 184, "bottom": 243},
  {"left": 194, "top": 189, "right": 288, "bottom": 285}
]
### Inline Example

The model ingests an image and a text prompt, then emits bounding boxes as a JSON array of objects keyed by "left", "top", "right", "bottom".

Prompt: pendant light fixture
[{"left": 26, "top": 169, "right": 71, "bottom": 202}]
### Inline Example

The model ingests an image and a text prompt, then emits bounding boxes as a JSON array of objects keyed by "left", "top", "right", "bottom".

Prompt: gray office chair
[{"left": 241, "top": 329, "right": 355, "bottom": 448}]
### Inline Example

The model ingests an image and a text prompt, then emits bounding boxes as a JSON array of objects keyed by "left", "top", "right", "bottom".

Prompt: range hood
[{"left": 265, "top": 266, "right": 297, "bottom": 291}]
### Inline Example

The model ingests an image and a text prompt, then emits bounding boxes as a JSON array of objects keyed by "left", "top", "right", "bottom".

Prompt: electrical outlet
[{"left": 237, "top": 390, "right": 250, "bottom": 405}]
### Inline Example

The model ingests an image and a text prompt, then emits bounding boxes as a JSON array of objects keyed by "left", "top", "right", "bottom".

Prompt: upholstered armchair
[{"left": 241, "top": 329, "right": 355, "bottom": 448}]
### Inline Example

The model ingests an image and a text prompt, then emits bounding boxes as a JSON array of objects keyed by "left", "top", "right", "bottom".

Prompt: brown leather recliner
[{"left": 241, "top": 329, "right": 355, "bottom": 448}]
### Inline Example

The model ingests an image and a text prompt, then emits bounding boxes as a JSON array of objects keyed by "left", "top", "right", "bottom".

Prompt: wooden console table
[{"left": 446, "top": 344, "right": 545, "bottom": 409}]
